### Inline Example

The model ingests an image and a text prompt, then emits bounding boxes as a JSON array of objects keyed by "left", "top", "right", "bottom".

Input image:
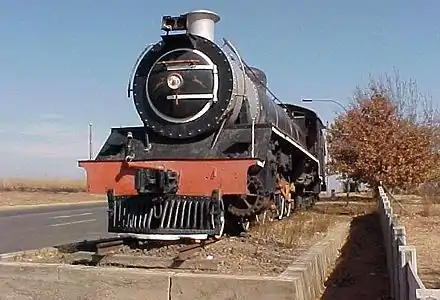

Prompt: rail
[{"left": 377, "top": 185, "right": 440, "bottom": 300}]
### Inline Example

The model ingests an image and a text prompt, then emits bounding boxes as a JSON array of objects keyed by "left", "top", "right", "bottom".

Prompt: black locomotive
[{"left": 79, "top": 10, "right": 327, "bottom": 240}]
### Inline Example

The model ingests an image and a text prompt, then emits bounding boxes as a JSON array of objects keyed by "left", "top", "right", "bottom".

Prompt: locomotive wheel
[
  {"left": 228, "top": 174, "right": 269, "bottom": 218},
  {"left": 265, "top": 198, "right": 280, "bottom": 222},
  {"left": 255, "top": 211, "right": 267, "bottom": 225},
  {"left": 212, "top": 198, "right": 225, "bottom": 240},
  {"left": 240, "top": 217, "right": 250, "bottom": 231},
  {"left": 214, "top": 214, "right": 225, "bottom": 239},
  {"left": 276, "top": 194, "right": 293, "bottom": 219},
  {"left": 285, "top": 200, "right": 292, "bottom": 217},
  {"left": 305, "top": 194, "right": 314, "bottom": 209},
  {"left": 276, "top": 194, "right": 286, "bottom": 220}
]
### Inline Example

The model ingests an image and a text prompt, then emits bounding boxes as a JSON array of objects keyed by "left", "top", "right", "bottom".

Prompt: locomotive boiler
[{"left": 78, "top": 10, "right": 327, "bottom": 240}]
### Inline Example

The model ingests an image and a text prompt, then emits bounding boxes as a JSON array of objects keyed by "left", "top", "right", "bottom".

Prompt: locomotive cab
[{"left": 282, "top": 104, "right": 328, "bottom": 192}]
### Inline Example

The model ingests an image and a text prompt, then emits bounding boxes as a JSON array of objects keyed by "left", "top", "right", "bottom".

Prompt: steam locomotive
[{"left": 78, "top": 10, "right": 327, "bottom": 240}]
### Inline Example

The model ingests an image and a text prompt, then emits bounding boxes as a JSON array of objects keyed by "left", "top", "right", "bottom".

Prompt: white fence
[{"left": 377, "top": 186, "right": 440, "bottom": 300}]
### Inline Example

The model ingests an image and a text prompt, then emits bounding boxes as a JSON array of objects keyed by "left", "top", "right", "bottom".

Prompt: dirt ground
[
  {"left": 10, "top": 201, "right": 376, "bottom": 277},
  {"left": 318, "top": 210, "right": 392, "bottom": 300},
  {"left": 0, "top": 191, "right": 104, "bottom": 208},
  {"left": 391, "top": 195, "right": 440, "bottom": 289}
]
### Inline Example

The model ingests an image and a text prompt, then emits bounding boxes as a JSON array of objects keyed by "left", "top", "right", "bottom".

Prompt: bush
[{"left": 327, "top": 70, "right": 440, "bottom": 190}]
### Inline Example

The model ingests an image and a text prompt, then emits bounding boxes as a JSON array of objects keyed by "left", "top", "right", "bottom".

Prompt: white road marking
[
  {"left": 51, "top": 212, "right": 93, "bottom": 219},
  {"left": 49, "top": 219, "right": 96, "bottom": 227}
]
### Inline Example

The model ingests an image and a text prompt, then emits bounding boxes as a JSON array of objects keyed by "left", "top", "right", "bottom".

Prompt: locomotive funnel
[{"left": 185, "top": 10, "right": 220, "bottom": 42}]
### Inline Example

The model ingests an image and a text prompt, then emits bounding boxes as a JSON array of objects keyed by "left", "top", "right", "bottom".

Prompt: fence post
[
  {"left": 389, "top": 214, "right": 399, "bottom": 299},
  {"left": 379, "top": 187, "right": 395, "bottom": 298},
  {"left": 405, "top": 246, "right": 418, "bottom": 276},
  {"left": 395, "top": 227, "right": 407, "bottom": 300},
  {"left": 395, "top": 226, "right": 407, "bottom": 246},
  {"left": 400, "top": 246, "right": 418, "bottom": 299}
]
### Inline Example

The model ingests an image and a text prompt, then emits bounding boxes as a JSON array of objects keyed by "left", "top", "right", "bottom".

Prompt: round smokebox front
[{"left": 146, "top": 48, "right": 216, "bottom": 123}]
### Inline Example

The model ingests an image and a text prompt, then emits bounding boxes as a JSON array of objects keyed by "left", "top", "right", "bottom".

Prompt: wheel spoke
[
  {"left": 242, "top": 198, "right": 252, "bottom": 208},
  {"left": 229, "top": 174, "right": 266, "bottom": 218}
]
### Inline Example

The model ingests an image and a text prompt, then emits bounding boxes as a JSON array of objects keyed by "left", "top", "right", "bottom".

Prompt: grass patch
[
  {"left": 251, "top": 201, "right": 377, "bottom": 248},
  {"left": 385, "top": 188, "right": 440, "bottom": 289},
  {"left": 252, "top": 211, "right": 332, "bottom": 247},
  {"left": 0, "top": 178, "right": 86, "bottom": 193},
  {"left": 418, "top": 184, "right": 440, "bottom": 217}
]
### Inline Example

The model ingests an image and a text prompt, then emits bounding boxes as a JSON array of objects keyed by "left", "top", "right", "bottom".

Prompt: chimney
[{"left": 185, "top": 10, "right": 220, "bottom": 42}]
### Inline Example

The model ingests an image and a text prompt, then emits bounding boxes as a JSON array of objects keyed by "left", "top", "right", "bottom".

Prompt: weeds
[
  {"left": 251, "top": 211, "right": 333, "bottom": 247},
  {"left": 250, "top": 202, "right": 376, "bottom": 248}
]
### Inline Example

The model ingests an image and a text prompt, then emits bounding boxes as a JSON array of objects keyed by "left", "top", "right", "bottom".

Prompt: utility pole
[
  {"left": 88, "top": 123, "right": 93, "bottom": 160},
  {"left": 325, "top": 120, "right": 330, "bottom": 191}
]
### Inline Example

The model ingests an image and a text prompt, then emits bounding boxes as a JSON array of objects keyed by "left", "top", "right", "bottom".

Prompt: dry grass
[
  {"left": 0, "top": 178, "right": 86, "bottom": 193},
  {"left": 0, "top": 191, "right": 104, "bottom": 208},
  {"left": 314, "top": 201, "right": 377, "bottom": 216},
  {"left": 398, "top": 208, "right": 440, "bottom": 289},
  {"left": 252, "top": 211, "right": 333, "bottom": 247},
  {"left": 321, "top": 194, "right": 377, "bottom": 204},
  {"left": 252, "top": 201, "right": 377, "bottom": 248},
  {"left": 394, "top": 183, "right": 440, "bottom": 216},
  {"left": 389, "top": 193, "right": 440, "bottom": 289},
  {"left": 0, "top": 178, "right": 106, "bottom": 208}
]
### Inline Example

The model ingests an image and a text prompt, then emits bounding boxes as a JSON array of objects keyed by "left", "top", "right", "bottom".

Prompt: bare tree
[{"left": 353, "top": 68, "right": 439, "bottom": 126}]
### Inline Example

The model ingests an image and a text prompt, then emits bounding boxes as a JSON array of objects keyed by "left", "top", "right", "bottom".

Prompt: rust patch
[{"left": 78, "top": 159, "right": 258, "bottom": 196}]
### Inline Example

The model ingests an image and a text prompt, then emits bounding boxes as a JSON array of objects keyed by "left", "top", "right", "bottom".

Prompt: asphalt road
[{"left": 0, "top": 203, "right": 115, "bottom": 254}]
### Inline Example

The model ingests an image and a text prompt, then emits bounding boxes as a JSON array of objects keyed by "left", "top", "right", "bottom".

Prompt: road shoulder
[{"left": 0, "top": 191, "right": 105, "bottom": 211}]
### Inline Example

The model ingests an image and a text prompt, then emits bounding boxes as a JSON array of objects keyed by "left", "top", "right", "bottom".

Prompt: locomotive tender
[{"left": 78, "top": 10, "right": 327, "bottom": 240}]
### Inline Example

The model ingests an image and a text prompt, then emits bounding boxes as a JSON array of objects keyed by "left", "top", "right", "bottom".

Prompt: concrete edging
[
  {"left": 279, "top": 222, "right": 350, "bottom": 299},
  {"left": 0, "top": 222, "right": 350, "bottom": 300}
]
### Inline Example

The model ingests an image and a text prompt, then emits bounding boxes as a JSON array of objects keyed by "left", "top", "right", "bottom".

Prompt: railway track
[
  {"left": 93, "top": 236, "right": 218, "bottom": 261},
  {"left": 55, "top": 194, "right": 317, "bottom": 266},
  {"left": 4, "top": 199, "right": 373, "bottom": 278},
  {"left": 53, "top": 235, "right": 222, "bottom": 271},
  {"left": 172, "top": 239, "right": 218, "bottom": 261},
  {"left": 1, "top": 195, "right": 333, "bottom": 276}
]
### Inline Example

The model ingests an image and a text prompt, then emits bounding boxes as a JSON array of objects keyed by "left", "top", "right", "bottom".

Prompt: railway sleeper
[{"left": 107, "top": 192, "right": 225, "bottom": 237}]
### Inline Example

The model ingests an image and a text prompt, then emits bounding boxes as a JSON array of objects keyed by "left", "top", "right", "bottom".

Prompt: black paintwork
[
  {"left": 97, "top": 30, "right": 328, "bottom": 190},
  {"left": 89, "top": 28, "right": 329, "bottom": 237},
  {"left": 146, "top": 49, "right": 214, "bottom": 120},
  {"left": 95, "top": 124, "right": 273, "bottom": 162},
  {"left": 132, "top": 34, "right": 234, "bottom": 139},
  {"left": 283, "top": 104, "right": 327, "bottom": 186}
]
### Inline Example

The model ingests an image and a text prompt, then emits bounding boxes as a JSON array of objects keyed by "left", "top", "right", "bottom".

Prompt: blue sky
[{"left": 1, "top": 1, "right": 439, "bottom": 185}]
